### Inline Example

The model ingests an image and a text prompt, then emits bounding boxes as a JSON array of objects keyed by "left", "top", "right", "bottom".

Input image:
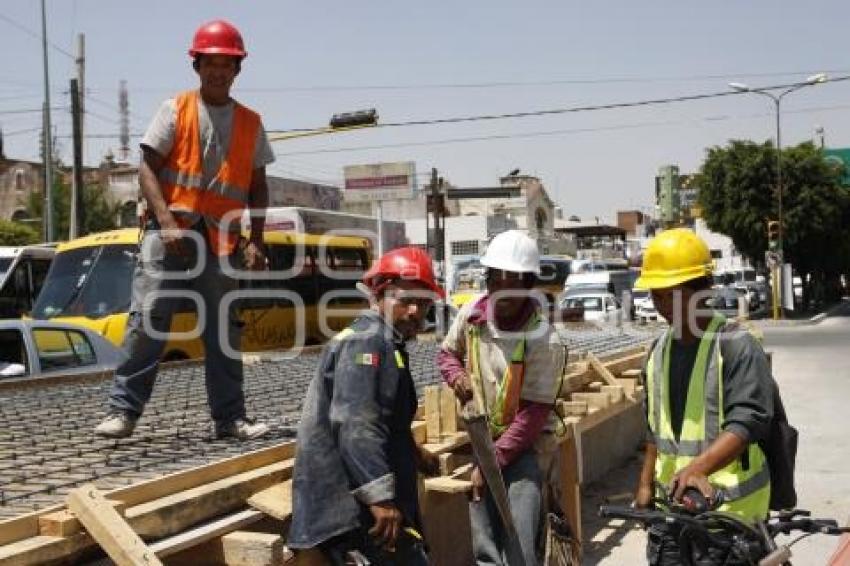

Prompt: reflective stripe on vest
[
  {"left": 159, "top": 90, "right": 260, "bottom": 256},
  {"left": 646, "top": 315, "right": 770, "bottom": 522},
  {"left": 468, "top": 311, "right": 539, "bottom": 437}
]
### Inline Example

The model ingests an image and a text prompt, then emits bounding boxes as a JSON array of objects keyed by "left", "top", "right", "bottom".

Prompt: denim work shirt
[{"left": 288, "top": 311, "right": 420, "bottom": 549}]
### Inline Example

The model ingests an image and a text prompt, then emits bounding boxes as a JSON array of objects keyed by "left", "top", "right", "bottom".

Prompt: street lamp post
[{"left": 729, "top": 73, "right": 827, "bottom": 318}]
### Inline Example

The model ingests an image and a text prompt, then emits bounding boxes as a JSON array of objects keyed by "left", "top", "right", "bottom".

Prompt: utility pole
[
  {"left": 426, "top": 168, "right": 446, "bottom": 282},
  {"left": 70, "top": 79, "right": 85, "bottom": 239},
  {"left": 76, "top": 33, "right": 85, "bottom": 153},
  {"left": 40, "top": 0, "right": 54, "bottom": 242}
]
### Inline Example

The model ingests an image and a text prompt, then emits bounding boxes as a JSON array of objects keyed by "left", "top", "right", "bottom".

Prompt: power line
[
  {"left": 274, "top": 76, "right": 850, "bottom": 134},
  {"left": 0, "top": 106, "right": 66, "bottom": 115},
  {"left": 0, "top": 11, "right": 74, "bottom": 59},
  {"left": 274, "top": 102, "right": 850, "bottom": 157}
]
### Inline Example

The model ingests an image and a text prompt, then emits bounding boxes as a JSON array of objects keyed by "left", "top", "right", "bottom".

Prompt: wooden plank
[
  {"left": 620, "top": 368, "right": 642, "bottom": 379},
  {"left": 125, "top": 459, "right": 293, "bottom": 539},
  {"left": 570, "top": 392, "right": 610, "bottom": 411},
  {"left": 559, "top": 424, "right": 582, "bottom": 550},
  {"left": 587, "top": 352, "right": 620, "bottom": 387},
  {"left": 424, "top": 386, "right": 442, "bottom": 442},
  {"left": 0, "top": 533, "right": 91, "bottom": 566},
  {"left": 438, "top": 452, "right": 472, "bottom": 476},
  {"left": 616, "top": 377, "right": 638, "bottom": 397},
  {"left": 601, "top": 385, "right": 624, "bottom": 404},
  {"left": 39, "top": 500, "right": 127, "bottom": 537},
  {"left": 66, "top": 484, "right": 163, "bottom": 566},
  {"left": 559, "top": 361, "right": 590, "bottom": 396},
  {"left": 109, "top": 442, "right": 296, "bottom": 507},
  {"left": 419, "top": 490, "right": 474, "bottom": 566},
  {"left": 149, "top": 509, "right": 264, "bottom": 558},
  {"left": 246, "top": 481, "right": 292, "bottom": 522},
  {"left": 439, "top": 385, "right": 459, "bottom": 437},
  {"left": 422, "top": 477, "right": 472, "bottom": 494},
  {"left": 0, "top": 507, "right": 57, "bottom": 547},
  {"left": 559, "top": 400, "right": 588, "bottom": 417},
  {"left": 422, "top": 431, "right": 469, "bottom": 455},
  {"left": 221, "top": 531, "right": 284, "bottom": 566}
]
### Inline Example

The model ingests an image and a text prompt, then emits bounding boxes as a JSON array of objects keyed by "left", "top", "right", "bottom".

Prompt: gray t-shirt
[{"left": 141, "top": 96, "right": 275, "bottom": 189}]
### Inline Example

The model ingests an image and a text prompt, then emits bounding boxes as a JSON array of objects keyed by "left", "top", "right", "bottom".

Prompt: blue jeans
[
  {"left": 108, "top": 223, "right": 245, "bottom": 424},
  {"left": 469, "top": 450, "right": 542, "bottom": 566}
]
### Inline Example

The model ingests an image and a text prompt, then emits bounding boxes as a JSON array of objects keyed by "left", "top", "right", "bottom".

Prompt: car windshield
[
  {"left": 32, "top": 245, "right": 136, "bottom": 319},
  {"left": 562, "top": 296, "right": 603, "bottom": 311},
  {"left": 632, "top": 290, "right": 650, "bottom": 300}
]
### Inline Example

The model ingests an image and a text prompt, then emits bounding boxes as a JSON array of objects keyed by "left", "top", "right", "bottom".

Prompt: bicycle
[{"left": 598, "top": 485, "right": 849, "bottom": 565}]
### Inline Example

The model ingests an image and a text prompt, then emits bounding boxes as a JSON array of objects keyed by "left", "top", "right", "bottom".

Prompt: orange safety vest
[{"left": 159, "top": 90, "right": 260, "bottom": 256}]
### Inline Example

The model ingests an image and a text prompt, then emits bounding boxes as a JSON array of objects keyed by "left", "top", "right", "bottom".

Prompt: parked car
[
  {"left": 559, "top": 291, "right": 622, "bottom": 323},
  {"left": 632, "top": 289, "right": 660, "bottom": 323},
  {"left": 0, "top": 319, "right": 126, "bottom": 380},
  {"left": 706, "top": 287, "right": 746, "bottom": 318}
]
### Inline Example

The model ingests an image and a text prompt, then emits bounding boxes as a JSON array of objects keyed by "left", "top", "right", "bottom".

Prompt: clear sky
[{"left": 2, "top": 1, "right": 849, "bottom": 221}]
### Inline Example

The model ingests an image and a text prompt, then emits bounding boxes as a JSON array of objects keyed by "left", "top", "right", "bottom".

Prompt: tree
[
  {"left": 0, "top": 220, "right": 40, "bottom": 246},
  {"left": 697, "top": 140, "right": 850, "bottom": 309},
  {"left": 26, "top": 178, "right": 121, "bottom": 241}
]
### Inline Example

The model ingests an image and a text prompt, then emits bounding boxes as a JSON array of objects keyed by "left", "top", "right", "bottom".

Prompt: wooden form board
[
  {"left": 423, "top": 384, "right": 459, "bottom": 443},
  {"left": 66, "top": 484, "right": 163, "bottom": 566}
]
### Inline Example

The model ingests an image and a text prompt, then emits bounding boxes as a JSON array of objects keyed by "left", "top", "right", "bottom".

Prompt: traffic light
[
  {"left": 329, "top": 108, "right": 378, "bottom": 129},
  {"left": 767, "top": 220, "right": 781, "bottom": 251}
]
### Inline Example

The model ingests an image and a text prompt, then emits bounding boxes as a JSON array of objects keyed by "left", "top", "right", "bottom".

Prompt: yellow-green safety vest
[
  {"left": 467, "top": 312, "right": 540, "bottom": 437},
  {"left": 646, "top": 315, "right": 771, "bottom": 523}
]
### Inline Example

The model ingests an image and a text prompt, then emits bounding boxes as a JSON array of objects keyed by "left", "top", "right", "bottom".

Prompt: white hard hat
[{"left": 480, "top": 230, "right": 540, "bottom": 274}]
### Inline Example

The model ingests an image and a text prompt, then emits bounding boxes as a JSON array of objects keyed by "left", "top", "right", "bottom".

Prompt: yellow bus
[{"left": 31, "top": 228, "right": 370, "bottom": 360}]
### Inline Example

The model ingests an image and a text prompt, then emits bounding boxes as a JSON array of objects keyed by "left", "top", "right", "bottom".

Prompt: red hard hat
[
  {"left": 189, "top": 20, "right": 246, "bottom": 58},
  {"left": 363, "top": 247, "right": 445, "bottom": 298}
]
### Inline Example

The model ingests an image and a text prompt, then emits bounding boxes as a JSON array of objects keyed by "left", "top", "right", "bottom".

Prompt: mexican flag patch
[{"left": 355, "top": 353, "right": 379, "bottom": 367}]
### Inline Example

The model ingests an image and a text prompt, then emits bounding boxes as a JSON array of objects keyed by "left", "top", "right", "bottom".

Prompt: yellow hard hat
[{"left": 634, "top": 228, "right": 713, "bottom": 290}]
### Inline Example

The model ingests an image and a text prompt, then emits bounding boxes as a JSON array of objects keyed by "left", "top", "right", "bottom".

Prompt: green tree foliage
[
  {"left": 26, "top": 179, "right": 120, "bottom": 241},
  {"left": 697, "top": 140, "right": 850, "bottom": 308},
  {"left": 0, "top": 220, "right": 40, "bottom": 246}
]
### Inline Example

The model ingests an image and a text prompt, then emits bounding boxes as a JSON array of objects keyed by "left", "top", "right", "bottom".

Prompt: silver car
[{"left": 0, "top": 319, "right": 127, "bottom": 380}]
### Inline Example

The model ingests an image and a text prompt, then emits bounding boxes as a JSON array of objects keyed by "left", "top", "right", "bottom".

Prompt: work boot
[
  {"left": 215, "top": 417, "right": 270, "bottom": 441},
  {"left": 94, "top": 411, "right": 137, "bottom": 438}
]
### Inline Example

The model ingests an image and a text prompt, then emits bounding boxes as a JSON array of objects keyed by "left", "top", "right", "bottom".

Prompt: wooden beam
[
  {"left": 125, "top": 459, "right": 293, "bottom": 539},
  {"left": 110, "top": 442, "right": 296, "bottom": 507},
  {"left": 149, "top": 509, "right": 264, "bottom": 558},
  {"left": 422, "top": 477, "right": 472, "bottom": 494},
  {"left": 66, "top": 484, "right": 163, "bottom": 566},
  {"left": 558, "top": 424, "right": 582, "bottom": 556},
  {"left": 601, "top": 385, "right": 624, "bottom": 404},
  {"left": 439, "top": 385, "right": 459, "bottom": 437},
  {"left": 424, "top": 386, "right": 442, "bottom": 442},
  {"left": 570, "top": 392, "right": 610, "bottom": 411},
  {"left": 0, "top": 533, "right": 91, "bottom": 566},
  {"left": 587, "top": 352, "right": 620, "bottom": 387},
  {"left": 246, "top": 481, "right": 292, "bottom": 522},
  {"left": 221, "top": 531, "right": 285, "bottom": 566}
]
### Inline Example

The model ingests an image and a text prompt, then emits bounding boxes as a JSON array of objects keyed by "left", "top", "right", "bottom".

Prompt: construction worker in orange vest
[{"left": 95, "top": 20, "right": 274, "bottom": 441}]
